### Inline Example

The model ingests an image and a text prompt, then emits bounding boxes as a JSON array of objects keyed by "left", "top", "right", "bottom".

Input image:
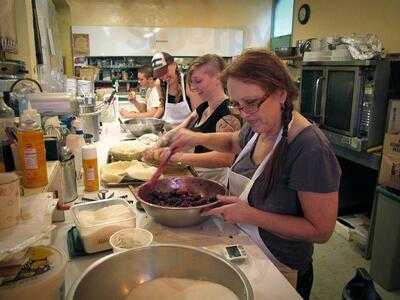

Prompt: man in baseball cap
[
  {"left": 151, "top": 52, "right": 174, "bottom": 79},
  {"left": 150, "top": 52, "right": 192, "bottom": 124}
]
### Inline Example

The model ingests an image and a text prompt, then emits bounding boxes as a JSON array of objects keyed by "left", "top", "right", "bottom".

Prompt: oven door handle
[{"left": 313, "top": 76, "right": 325, "bottom": 117}]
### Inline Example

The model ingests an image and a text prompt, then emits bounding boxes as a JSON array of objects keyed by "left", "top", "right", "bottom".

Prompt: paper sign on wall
[{"left": 73, "top": 33, "right": 90, "bottom": 57}]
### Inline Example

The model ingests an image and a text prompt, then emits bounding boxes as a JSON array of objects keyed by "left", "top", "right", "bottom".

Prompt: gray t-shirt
[{"left": 232, "top": 123, "right": 341, "bottom": 271}]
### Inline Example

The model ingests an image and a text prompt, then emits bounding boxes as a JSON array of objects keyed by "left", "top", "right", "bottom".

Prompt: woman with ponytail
[{"left": 164, "top": 49, "right": 341, "bottom": 299}]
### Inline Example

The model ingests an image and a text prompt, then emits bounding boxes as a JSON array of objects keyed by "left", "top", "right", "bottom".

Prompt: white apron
[
  {"left": 226, "top": 126, "right": 298, "bottom": 283},
  {"left": 162, "top": 72, "right": 192, "bottom": 125},
  {"left": 195, "top": 167, "right": 227, "bottom": 185}
]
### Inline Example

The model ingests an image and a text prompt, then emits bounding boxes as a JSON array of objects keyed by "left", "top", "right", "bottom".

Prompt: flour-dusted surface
[{"left": 125, "top": 277, "right": 239, "bottom": 300}]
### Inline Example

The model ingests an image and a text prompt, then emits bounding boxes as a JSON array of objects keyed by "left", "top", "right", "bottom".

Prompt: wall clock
[{"left": 298, "top": 4, "right": 311, "bottom": 25}]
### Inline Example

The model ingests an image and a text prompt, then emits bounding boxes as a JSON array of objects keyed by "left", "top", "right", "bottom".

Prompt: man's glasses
[{"left": 229, "top": 92, "right": 270, "bottom": 114}]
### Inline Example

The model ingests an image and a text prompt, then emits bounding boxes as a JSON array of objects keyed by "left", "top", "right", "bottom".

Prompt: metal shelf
[
  {"left": 97, "top": 66, "right": 144, "bottom": 69},
  {"left": 280, "top": 55, "right": 303, "bottom": 61},
  {"left": 95, "top": 80, "right": 138, "bottom": 83},
  {"left": 332, "top": 145, "right": 382, "bottom": 170}
]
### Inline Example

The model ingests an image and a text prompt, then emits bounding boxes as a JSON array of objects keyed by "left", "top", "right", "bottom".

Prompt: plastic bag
[
  {"left": 340, "top": 34, "right": 383, "bottom": 60},
  {"left": 342, "top": 268, "right": 382, "bottom": 300}
]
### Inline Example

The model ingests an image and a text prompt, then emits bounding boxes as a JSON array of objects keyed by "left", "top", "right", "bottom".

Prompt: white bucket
[
  {"left": 0, "top": 172, "right": 21, "bottom": 229},
  {"left": 0, "top": 246, "right": 67, "bottom": 300}
]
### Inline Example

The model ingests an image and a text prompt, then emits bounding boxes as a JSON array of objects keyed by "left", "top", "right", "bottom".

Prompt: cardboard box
[
  {"left": 383, "top": 133, "right": 400, "bottom": 156},
  {"left": 78, "top": 66, "right": 99, "bottom": 81},
  {"left": 378, "top": 133, "right": 400, "bottom": 190}
]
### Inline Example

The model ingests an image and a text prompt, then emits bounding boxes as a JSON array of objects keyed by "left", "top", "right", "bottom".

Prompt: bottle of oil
[
  {"left": 82, "top": 144, "right": 99, "bottom": 192},
  {"left": 17, "top": 102, "right": 48, "bottom": 188}
]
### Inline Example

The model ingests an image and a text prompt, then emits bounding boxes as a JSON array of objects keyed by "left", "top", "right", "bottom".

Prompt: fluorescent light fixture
[
  {"left": 103, "top": 27, "right": 111, "bottom": 36},
  {"left": 143, "top": 32, "right": 154, "bottom": 38}
]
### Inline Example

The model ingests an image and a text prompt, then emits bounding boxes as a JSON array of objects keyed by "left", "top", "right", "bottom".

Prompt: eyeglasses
[{"left": 230, "top": 92, "right": 270, "bottom": 114}]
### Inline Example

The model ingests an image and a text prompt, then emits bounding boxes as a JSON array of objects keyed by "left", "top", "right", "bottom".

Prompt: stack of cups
[
  {"left": 65, "top": 78, "right": 77, "bottom": 96},
  {"left": 0, "top": 172, "right": 21, "bottom": 229},
  {"left": 77, "top": 80, "right": 93, "bottom": 97}
]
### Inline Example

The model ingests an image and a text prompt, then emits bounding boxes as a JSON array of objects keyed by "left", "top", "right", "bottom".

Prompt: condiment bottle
[
  {"left": 66, "top": 129, "right": 85, "bottom": 185},
  {"left": 82, "top": 144, "right": 99, "bottom": 192},
  {"left": 17, "top": 102, "right": 48, "bottom": 188}
]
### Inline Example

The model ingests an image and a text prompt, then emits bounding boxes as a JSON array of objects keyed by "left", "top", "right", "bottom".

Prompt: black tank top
[{"left": 191, "top": 99, "right": 231, "bottom": 153}]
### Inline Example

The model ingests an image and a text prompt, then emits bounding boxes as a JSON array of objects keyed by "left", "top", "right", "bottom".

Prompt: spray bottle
[{"left": 17, "top": 101, "right": 48, "bottom": 188}]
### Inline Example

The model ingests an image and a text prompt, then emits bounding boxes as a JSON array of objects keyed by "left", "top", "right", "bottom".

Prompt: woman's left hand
[
  {"left": 143, "top": 147, "right": 182, "bottom": 164},
  {"left": 202, "top": 195, "right": 255, "bottom": 224}
]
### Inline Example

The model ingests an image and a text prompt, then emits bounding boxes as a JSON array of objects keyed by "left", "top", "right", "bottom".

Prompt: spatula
[{"left": 146, "top": 148, "right": 174, "bottom": 187}]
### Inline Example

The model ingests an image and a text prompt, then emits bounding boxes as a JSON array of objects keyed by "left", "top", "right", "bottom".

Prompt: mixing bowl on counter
[
  {"left": 67, "top": 244, "right": 253, "bottom": 300},
  {"left": 121, "top": 117, "right": 167, "bottom": 137},
  {"left": 109, "top": 228, "right": 153, "bottom": 253},
  {"left": 134, "top": 176, "right": 226, "bottom": 227}
]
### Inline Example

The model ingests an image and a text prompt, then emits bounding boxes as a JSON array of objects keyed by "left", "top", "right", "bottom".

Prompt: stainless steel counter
[{"left": 48, "top": 122, "right": 301, "bottom": 299}]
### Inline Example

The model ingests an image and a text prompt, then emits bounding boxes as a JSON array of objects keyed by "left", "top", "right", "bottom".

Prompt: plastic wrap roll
[{"left": 26, "top": 93, "right": 73, "bottom": 115}]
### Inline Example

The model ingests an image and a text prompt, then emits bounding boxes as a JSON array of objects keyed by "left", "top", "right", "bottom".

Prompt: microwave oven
[{"left": 300, "top": 60, "right": 391, "bottom": 151}]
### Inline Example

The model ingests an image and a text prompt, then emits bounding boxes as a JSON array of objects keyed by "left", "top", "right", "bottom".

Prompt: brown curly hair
[{"left": 221, "top": 48, "right": 299, "bottom": 195}]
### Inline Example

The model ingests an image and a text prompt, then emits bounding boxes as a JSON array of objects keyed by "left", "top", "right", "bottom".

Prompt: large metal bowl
[
  {"left": 135, "top": 176, "right": 226, "bottom": 227},
  {"left": 67, "top": 244, "right": 253, "bottom": 300},
  {"left": 123, "top": 117, "right": 166, "bottom": 137}
]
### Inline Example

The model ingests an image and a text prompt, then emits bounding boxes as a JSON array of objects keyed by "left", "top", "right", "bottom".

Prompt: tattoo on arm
[{"left": 216, "top": 115, "right": 241, "bottom": 132}]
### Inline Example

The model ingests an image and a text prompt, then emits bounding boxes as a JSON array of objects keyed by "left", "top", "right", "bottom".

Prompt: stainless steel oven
[{"left": 300, "top": 60, "right": 390, "bottom": 151}]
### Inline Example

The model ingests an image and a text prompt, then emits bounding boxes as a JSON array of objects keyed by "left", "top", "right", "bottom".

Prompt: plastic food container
[
  {"left": 0, "top": 246, "right": 67, "bottom": 300},
  {"left": 70, "top": 199, "right": 136, "bottom": 253},
  {"left": 109, "top": 228, "right": 153, "bottom": 253}
]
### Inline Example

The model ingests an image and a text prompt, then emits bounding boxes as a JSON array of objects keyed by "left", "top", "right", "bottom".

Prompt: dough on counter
[
  {"left": 110, "top": 134, "right": 160, "bottom": 161},
  {"left": 125, "top": 277, "right": 239, "bottom": 300},
  {"left": 137, "top": 133, "right": 160, "bottom": 144},
  {"left": 101, "top": 160, "right": 159, "bottom": 183},
  {"left": 125, "top": 160, "right": 158, "bottom": 181},
  {"left": 101, "top": 161, "right": 131, "bottom": 183}
]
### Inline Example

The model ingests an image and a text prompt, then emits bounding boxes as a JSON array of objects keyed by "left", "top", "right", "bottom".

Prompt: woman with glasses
[
  {"left": 144, "top": 54, "right": 241, "bottom": 183},
  {"left": 163, "top": 49, "right": 341, "bottom": 299}
]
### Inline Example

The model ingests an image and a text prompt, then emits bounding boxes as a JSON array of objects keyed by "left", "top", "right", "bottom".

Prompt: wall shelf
[
  {"left": 95, "top": 65, "right": 144, "bottom": 69},
  {"left": 95, "top": 80, "right": 138, "bottom": 83}
]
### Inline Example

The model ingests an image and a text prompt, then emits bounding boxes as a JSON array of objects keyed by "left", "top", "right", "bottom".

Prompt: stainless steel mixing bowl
[
  {"left": 135, "top": 176, "right": 226, "bottom": 227},
  {"left": 67, "top": 244, "right": 253, "bottom": 300},
  {"left": 123, "top": 117, "right": 166, "bottom": 137}
]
